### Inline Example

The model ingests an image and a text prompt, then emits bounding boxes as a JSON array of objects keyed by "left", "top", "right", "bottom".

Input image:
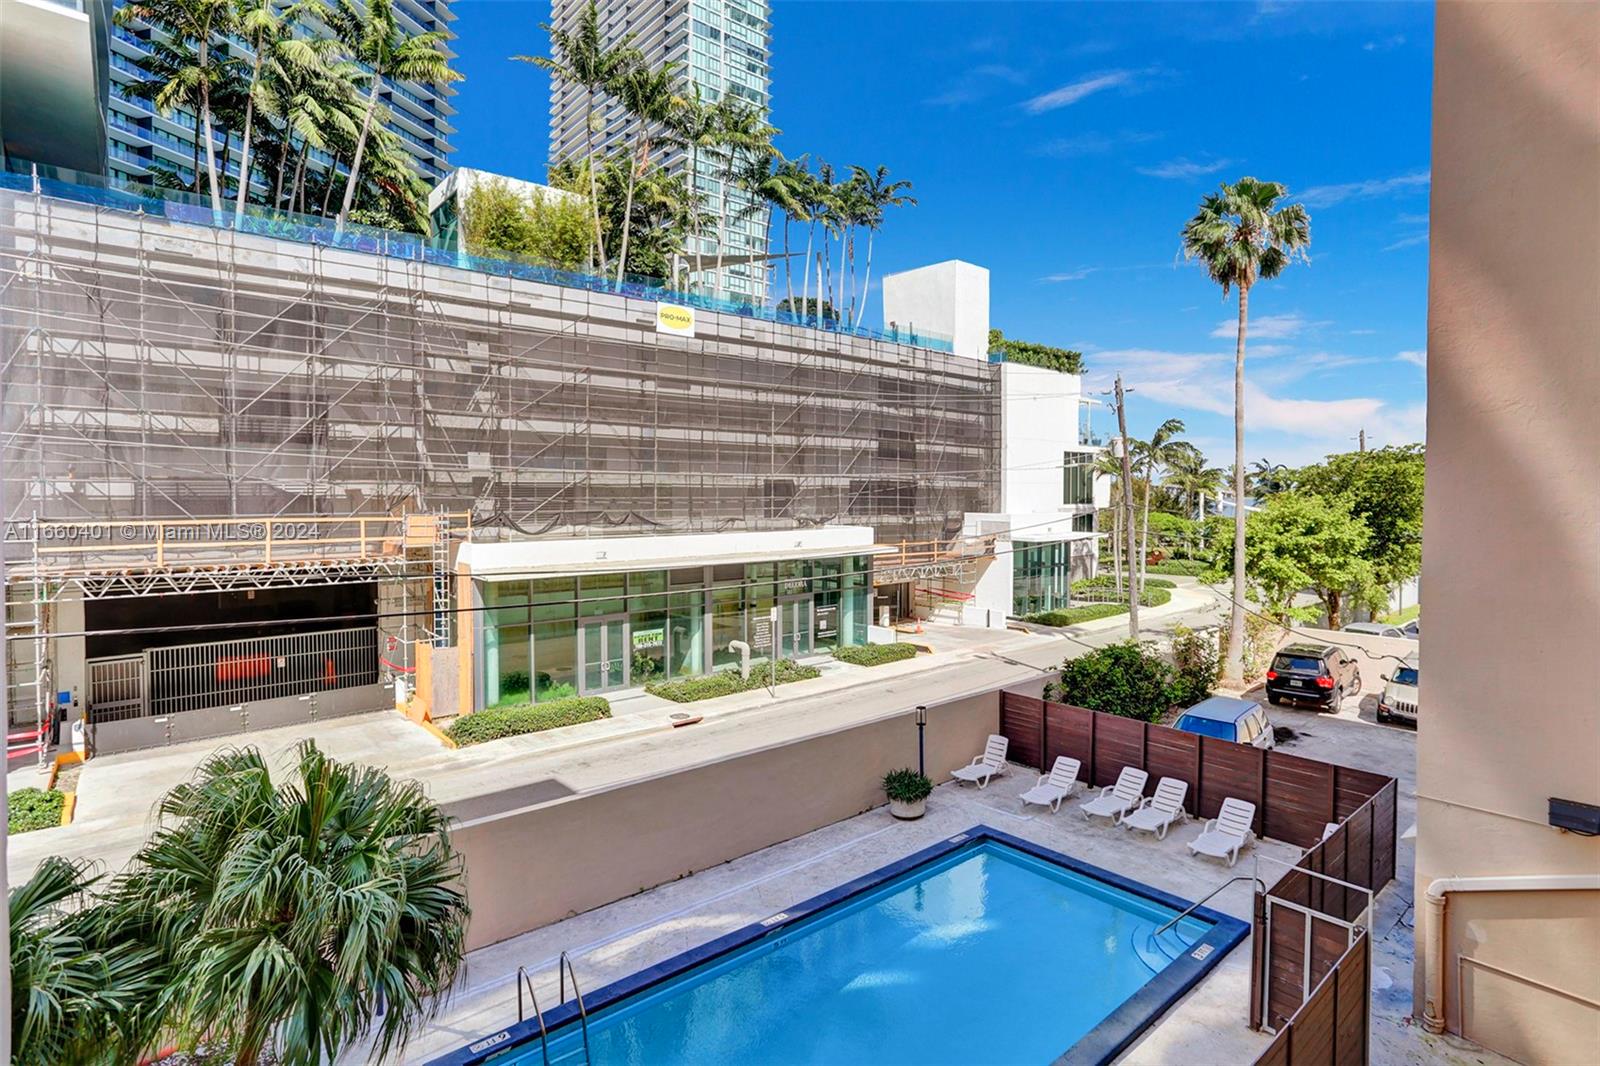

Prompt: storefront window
[
  {"left": 578, "top": 573, "right": 625, "bottom": 617},
  {"left": 711, "top": 583, "right": 744, "bottom": 669},
  {"left": 531, "top": 621, "right": 577, "bottom": 701},
  {"left": 483, "top": 582, "right": 531, "bottom": 708},
  {"left": 668, "top": 590, "right": 705, "bottom": 677}
]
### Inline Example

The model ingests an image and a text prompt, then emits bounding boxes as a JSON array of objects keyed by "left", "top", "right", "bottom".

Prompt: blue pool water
[{"left": 479, "top": 839, "right": 1216, "bottom": 1066}]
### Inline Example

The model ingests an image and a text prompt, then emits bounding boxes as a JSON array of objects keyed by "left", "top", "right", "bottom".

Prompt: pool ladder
[{"left": 516, "top": 951, "right": 593, "bottom": 1065}]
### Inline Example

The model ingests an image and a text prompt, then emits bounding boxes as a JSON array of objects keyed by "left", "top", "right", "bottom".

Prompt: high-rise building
[
  {"left": 102, "top": 0, "right": 457, "bottom": 196},
  {"left": 548, "top": 0, "right": 773, "bottom": 303}
]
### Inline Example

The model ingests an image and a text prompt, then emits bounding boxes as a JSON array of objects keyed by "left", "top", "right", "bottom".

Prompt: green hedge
[
  {"left": 1147, "top": 559, "right": 1209, "bottom": 576},
  {"left": 645, "top": 659, "right": 821, "bottom": 703},
  {"left": 1072, "top": 575, "right": 1175, "bottom": 591},
  {"left": 446, "top": 696, "right": 612, "bottom": 746},
  {"left": 833, "top": 643, "right": 919, "bottom": 666},
  {"left": 8, "top": 787, "right": 65, "bottom": 834},
  {"left": 1024, "top": 603, "right": 1130, "bottom": 626}
]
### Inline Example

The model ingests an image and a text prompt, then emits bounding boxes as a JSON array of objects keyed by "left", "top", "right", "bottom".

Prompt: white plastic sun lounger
[
  {"left": 1188, "top": 798, "right": 1258, "bottom": 867},
  {"left": 951, "top": 734, "right": 1009, "bottom": 788},
  {"left": 1020, "top": 756, "right": 1081, "bottom": 813},
  {"left": 1122, "top": 777, "right": 1190, "bottom": 839},
  {"left": 1080, "top": 767, "right": 1148, "bottom": 823}
]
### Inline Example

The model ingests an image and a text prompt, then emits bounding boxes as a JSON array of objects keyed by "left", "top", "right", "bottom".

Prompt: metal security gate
[{"left": 89, "top": 627, "right": 385, "bottom": 753}]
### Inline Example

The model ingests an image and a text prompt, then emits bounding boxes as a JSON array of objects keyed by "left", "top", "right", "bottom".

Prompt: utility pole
[
  {"left": 1358, "top": 428, "right": 1367, "bottom": 452},
  {"left": 1114, "top": 375, "right": 1140, "bottom": 638}
]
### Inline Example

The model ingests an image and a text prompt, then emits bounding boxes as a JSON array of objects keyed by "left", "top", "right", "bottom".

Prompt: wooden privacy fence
[
  {"left": 1256, "top": 929, "right": 1371, "bottom": 1066},
  {"left": 998, "top": 692, "right": 1399, "bottom": 852}
]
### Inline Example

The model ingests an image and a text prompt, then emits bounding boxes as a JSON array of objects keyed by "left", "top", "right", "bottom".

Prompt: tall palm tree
[
  {"left": 231, "top": 0, "right": 317, "bottom": 221},
  {"left": 270, "top": 45, "right": 360, "bottom": 213},
  {"left": 847, "top": 164, "right": 916, "bottom": 327},
  {"left": 665, "top": 83, "right": 720, "bottom": 290},
  {"left": 1167, "top": 445, "right": 1225, "bottom": 520},
  {"left": 99, "top": 742, "right": 468, "bottom": 1066},
  {"left": 734, "top": 149, "right": 804, "bottom": 304},
  {"left": 772, "top": 155, "right": 811, "bottom": 308},
  {"left": 1132, "top": 417, "right": 1186, "bottom": 596},
  {"left": 708, "top": 95, "right": 778, "bottom": 299},
  {"left": 797, "top": 162, "right": 834, "bottom": 323},
  {"left": 9, "top": 858, "right": 164, "bottom": 1066},
  {"left": 1247, "top": 457, "right": 1293, "bottom": 498},
  {"left": 517, "top": 0, "right": 636, "bottom": 272},
  {"left": 613, "top": 60, "right": 682, "bottom": 283},
  {"left": 329, "top": 0, "right": 460, "bottom": 234},
  {"left": 117, "top": 0, "right": 235, "bottom": 208},
  {"left": 1094, "top": 450, "right": 1128, "bottom": 593},
  {"left": 1181, "top": 177, "right": 1311, "bottom": 682}
]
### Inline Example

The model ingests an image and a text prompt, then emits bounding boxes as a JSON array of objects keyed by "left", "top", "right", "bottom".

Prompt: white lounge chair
[
  {"left": 951, "top": 734, "right": 1009, "bottom": 788},
  {"left": 1081, "top": 767, "right": 1149, "bottom": 823},
  {"left": 1020, "top": 757, "right": 1082, "bottom": 813},
  {"left": 1188, "top": 798, "right": 1258, "bottom": 867},
  {"left": 1122, "top": 777, "right": 1190, "bottom": 839}
]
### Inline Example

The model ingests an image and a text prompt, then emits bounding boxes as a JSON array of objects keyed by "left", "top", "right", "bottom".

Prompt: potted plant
[{"left": 882, "top": 767, "right": 933, "bottom": 820}]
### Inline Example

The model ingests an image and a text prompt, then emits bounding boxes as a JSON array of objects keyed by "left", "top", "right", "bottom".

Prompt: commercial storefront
[
  {"left": 460, "top": 529, "right": 878, "bottom": 709},
  {"left": 1011, "top": 535, "right": 1098, "bottom": 616}
]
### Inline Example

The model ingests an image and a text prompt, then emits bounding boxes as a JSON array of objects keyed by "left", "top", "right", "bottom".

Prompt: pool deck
[{"left": 384, "top": 770, "right": 1299, "bottom": 1065}]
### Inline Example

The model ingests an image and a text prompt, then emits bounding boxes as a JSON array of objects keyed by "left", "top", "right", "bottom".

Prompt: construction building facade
[{"left": 1, "top": 173, "right": 1105, "bottom": 755}]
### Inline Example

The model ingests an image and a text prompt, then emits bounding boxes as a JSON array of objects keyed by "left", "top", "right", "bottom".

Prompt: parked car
[
  {"left": 1265, "top": 642, "right": 1362, "bottom": 709},
  {"left": 1173, "top": 696, "right": 1275, "bottom": 749},
  {"left": 1377, "top": 655, "right": 1420, "bottom": 725},
  {"left": 1342, "top": 621, "right": 1415, "bottom": 640}
]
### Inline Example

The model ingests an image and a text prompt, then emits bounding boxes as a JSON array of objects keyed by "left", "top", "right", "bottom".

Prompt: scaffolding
[{"left": 0, "top": 178, "right": 1001, "bottom": 739}]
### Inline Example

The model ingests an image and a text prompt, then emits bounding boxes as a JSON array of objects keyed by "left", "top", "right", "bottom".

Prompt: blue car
[{"left": 1172, "top": 696, "right": 1276, "bottom": 749}]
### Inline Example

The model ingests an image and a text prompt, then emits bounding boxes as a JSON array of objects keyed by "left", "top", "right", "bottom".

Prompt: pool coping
[{"left": 430, "top": 824, "right": 1251, "bottom": 1066}]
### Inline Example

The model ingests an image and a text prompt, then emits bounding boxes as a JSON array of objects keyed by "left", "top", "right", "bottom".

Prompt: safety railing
[{"left": 146, "top": 626, "right": 378, "bottom": 717}]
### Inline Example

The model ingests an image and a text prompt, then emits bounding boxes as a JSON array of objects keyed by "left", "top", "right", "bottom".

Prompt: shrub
[
  {"left": 1168, "top": 625, "right": 1221, "bottom": 708},
  {"left": 644, "top": 659, "right": 821, "bottom": 703},
  {"left": 1024, "top": 603, "right": 1130, "bottom": 627},
  {"left": 1072, "top": 575, "right": 1175, "bottom": 591},
  {"left": 1048, "top": 641, "right": 1175, "bottom": 722},
  {"left": 882, "top": 768, "right": 933, "bottom": 803},
  {"left": 1148, "top": 559, "right": 1209, "bottom": 577},
  {"left": 833, "top": 643, "right": 918, "bottom": 666},
  {"left": 1219, "top": 611, "right": 1291, "bottom": 682},
  {"left": 8, "top": 787, "right": 64, "bottom": 833},
  {"left": 446, "top": 695, "right": 612, "bottom": 745}
]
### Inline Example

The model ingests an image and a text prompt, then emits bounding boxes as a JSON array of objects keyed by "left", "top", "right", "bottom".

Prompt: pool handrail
[
  {"left": 514, "top": 965, "right": 551, "bottom": 1066},
  {"left": 1154, "top": 872, "right": 1266, "bottom": 939},
  {"left": 558, "top": 950, "right": 593, "bottom": 1064}
]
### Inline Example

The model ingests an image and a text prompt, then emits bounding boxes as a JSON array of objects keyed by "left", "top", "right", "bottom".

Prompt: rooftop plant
[{"left": 988, "top": 328, "right": 1084, "bottom": 374}]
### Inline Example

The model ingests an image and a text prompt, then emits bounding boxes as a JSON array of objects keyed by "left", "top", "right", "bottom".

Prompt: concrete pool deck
[{"left": 381, "top": 771, "right": 1299, "bottom": 1065}]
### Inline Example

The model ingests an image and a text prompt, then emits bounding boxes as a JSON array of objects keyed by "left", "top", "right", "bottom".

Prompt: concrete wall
[
  {"left": 880, "top": 260, "right": 990, "bottom": 360},
  {"left": 999, "top": 362, "right": 1085, "bottom": 515},
  {"left": 1416, "top": 4, "right": 1600, "bottom": 1062},
  {"left": 449, "top": 689, "right": 999, "bottom": 950}
]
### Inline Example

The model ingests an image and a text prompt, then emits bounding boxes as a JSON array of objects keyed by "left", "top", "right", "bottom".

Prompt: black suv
[{"left": 1265, "top": 642, "right": 1361, "bottom": 709}]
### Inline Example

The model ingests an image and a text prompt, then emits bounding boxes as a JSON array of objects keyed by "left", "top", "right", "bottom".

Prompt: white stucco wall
[
  {"left": 880, "top": 260, "right": 990, "bottom": 360},
  {"left": 999, "top": 362, "right": 1087, "bottom": 515},
  {"left": 458, "top": 525, "right": 880, "bottom": 577}
]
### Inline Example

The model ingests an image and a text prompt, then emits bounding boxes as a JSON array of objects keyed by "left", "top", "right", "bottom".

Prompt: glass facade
[
  {"left": 1012, "top": 540, "right": 1075, "bottom": 617},
  {"left": 478, "top": 554, "right": 872, "bottom": 706},
  {"left": 1063, "top": 451, "right": 1096, "bottom": 507}
]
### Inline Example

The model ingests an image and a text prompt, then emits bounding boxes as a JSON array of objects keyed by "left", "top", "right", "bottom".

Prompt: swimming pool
[{"left": 436, "top": 827, "right": 1249, "bottom": 1066}]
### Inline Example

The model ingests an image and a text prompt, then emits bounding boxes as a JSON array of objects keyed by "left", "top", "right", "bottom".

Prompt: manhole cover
[{"left": 669, "top": 712, "right": 691, "bottom": 720}]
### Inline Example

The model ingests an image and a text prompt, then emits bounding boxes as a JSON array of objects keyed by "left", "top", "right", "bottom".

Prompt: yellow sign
[{"left": 656, "top": 302, "right": 696, "bottom": 337}]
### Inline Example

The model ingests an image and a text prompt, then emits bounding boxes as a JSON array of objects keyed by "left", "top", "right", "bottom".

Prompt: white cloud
[
  {"left": 1396, "top": 349, "right": 1427, "bottom": 368},
  {"left": 1041, "top": 268, "right": 1097, "bottom": 282},
  {"left": 1383, "top": 233, "right": 1429, "bottom": 252},
  {"left": 1137, "top": 157, "right": 1234, "bottom": 180},
  {"left": 1034, "top": 130, "right": 1161, "bottom": 158},
  {"left": 1348, "top": 329, "right": 1377, "bottom": 335},
  {"left": 1210, "top": 311, "right": 1317, "bottom": 340},
  {"left": 1023, "top": 69, "right": 1149, "bottom": 113},
  {"left": 1363, "top": 34, "right": 1407, "bottom": 51},
  {"left": 1298, "top": 171, "right": 1430, "bottom": 208}
]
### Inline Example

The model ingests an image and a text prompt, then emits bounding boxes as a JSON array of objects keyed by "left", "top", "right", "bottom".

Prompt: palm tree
[
  {"left": 708, "top": 95, "right": 778, "bottom": 299},
  {"left": 117, "top": 0, "right": 235, "bottom": 208},
  {"left": 1181, "top": 177, "right": 1311, "bottom": 682},
  {"left": 665, "top": 83, "right": 720, "bottom": 290},
  {"left": 9, "top": 858, "right": 164, "bottom": 1066},
  {"left": 270, "top": 45, "right": 360, "bottom": 213},
  {"left": 517, "top": 0, "right": 636, "bottom": 272},
  {"left": 772, "top": 155, "right": 811, "bottom": 308},
  {"left": 230, "top": 0, "right": 317, "bottom": 221},
  {"left": 1094, "top": 450, "right": 1128, "bottom": 593},
  {"left": 796, "top": 163, "right": 833, "bottom": 323},
  {"left": 1247, "top": 457, "right": 1293, "bottom": 498},
  {"left": 847, "top": 164, "right": 916, "bottom": 327},
  {"left": 329, "top": 0, "right": 459, "bottom": 234},
  {"left": 613, "top": 60, "right": 682, "bottom": 283},
  {"left": 1167, "top": 445, "right": 1225, "bottom": 520},
  {"left": 1132, "top": 417, "right": 1187, "bottom": 596},
  {"left": 101, "top": 741, "right": 469, "bottom": 1066},
  {"left": 735, "top": 149, "right": 805, "bottom": 304}
]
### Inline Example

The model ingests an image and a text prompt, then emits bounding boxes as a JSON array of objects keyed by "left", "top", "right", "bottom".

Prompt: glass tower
[
  {"left": 103, "top": 0, "right": 456, "bottom": 195},
  {"left": 549, "top": 0, "right": 773, "bottom": 304}
]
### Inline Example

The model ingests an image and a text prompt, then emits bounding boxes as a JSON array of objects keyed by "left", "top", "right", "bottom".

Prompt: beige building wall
[
  {"left": 450, "top": 690, "right": 998, "bottom": 951},
  {"left": 1417, "top": 4, "right": 1600, "bottom": 1063}
]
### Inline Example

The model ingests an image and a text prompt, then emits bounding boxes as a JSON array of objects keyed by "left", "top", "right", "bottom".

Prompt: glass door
[
  {"left": 580, "top": 616, "right": 628, "bottom": 694},
  {"left": 780, "top": 597, "right": 813, "bottom": 659}
]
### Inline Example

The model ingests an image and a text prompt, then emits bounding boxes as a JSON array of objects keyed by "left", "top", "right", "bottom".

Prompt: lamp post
[{"left": 916, "top": 704, "right": 927, "bottom": 777}]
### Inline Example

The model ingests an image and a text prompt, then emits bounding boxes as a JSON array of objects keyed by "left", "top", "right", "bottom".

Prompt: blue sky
[{"left": 448, "top": 0, "right": 1433, "bottom": 469}]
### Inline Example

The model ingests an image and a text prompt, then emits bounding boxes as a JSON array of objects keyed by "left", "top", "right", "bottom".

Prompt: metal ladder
[
  {"left": 515, "top": 966, "right": 552, "bottom": 1066},
  {"left": 559, "top": 951, "right": 593, "bottom": 1065},
  {"left": 429, "top": 511, "right": 451, "bottom": 648},
  {"left": 516, "top": 952, "right": 592, "bottom": 1065}
]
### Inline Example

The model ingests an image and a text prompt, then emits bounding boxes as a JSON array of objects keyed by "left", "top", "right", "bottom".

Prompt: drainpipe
[{"left": 1421, "top": 874, "right": 1600, "bottom": 1033}]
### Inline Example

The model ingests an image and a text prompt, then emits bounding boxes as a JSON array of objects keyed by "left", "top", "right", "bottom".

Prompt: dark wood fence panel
[
  {"left": 1334, "top": 765, "right": 1390, "bottom": 819},
  {"left": 1199, "top": 735, "right": 1266, "bottom": 833},
  {"left": 1334, "top": 934, "right": 1369, "bottom": 1066},
  {"left": 1288, "top": 975, "right": 1336, "bottom": 1065},
  {"left": 999, "top": 693, "right": 1044, "bottom": 771},
  {"left": 1264, "top": 751, "right": 1337, "bottom": 848},
  {"left": 1254, "top": 931, "right": 1370, "bottom": 1066},
  {"left": 1258, "top": 1029, "right": 1290, "bottom": 1066},
  {"left": 1042, "top": 702, "right": 1094, "bottom": 779},
  {"left": 1145, "top": 726, "right": 1201, "bottom": 813},
  {"left": 1372, "top": 781, "right": 1397, "bottom": 887},
  {"left": 1267, "top": 904, "right": 1308, "bottom": 1029},
  {"left": 1092, "top": 713, "right": 1145, "bottom": 789}
]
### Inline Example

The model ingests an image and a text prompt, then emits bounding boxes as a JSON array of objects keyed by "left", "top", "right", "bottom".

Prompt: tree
[
  {"left": 847, "top": 164, "right": 916, "bottom": 327},
  {"left": 231, "top": 0, "right": 315, "bottom": 221},
  {"left": 10, "top": 858, "right": 163, "bottom": 1066},
  {"left": 708, "top": 95, "right": 778, "bottom": 299},
  {"left": 1206, "top": 492, "right": 1374, "bottom": 628},
  {"left": 1181, "top": 177, "right": 1311, "bottom": 682},
  {"left": 1048, "top": 641, "right": 1175, "bottom": 722},
  {"left": 102, "top": 741, "right": 469, "bottom": 1066},
  {"left": 1131, "top": 417, "right": 1187, "bottom": 599},
  {"left": 1248, "top": 458, "right": 1293, "bottom": 498},
  {"left": 461, "top": 178, "right": 591, "bottom": 270},
  {"left": 613, "top": 60, "right": 682, "bottom": 284},
  {"left": 331, "top": 0, "right": 460, "bottom": 234},
  {"left": 116, "top": 0, "right": 235, "bottom": 209},
  {"left": 1292, "top": 444, "right": 1425, "bottom": 590},
  {"left": 736, "top": 150, "right": 805, "bottom": 300},
  {"left": 771, "top": 155, "right": 812, "bottom": 307},
  {"left": 796, "top": 162, "right": 835, "bottom": 324},
  {"left": 665, "top": 83, "right": 720, "bottom": 289},
  {"left": 1166, "top": 444, "right": 1225, "bottom": 520},
  {"left": 518, "top": 0, "right": 637, "bottom": 272}
]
